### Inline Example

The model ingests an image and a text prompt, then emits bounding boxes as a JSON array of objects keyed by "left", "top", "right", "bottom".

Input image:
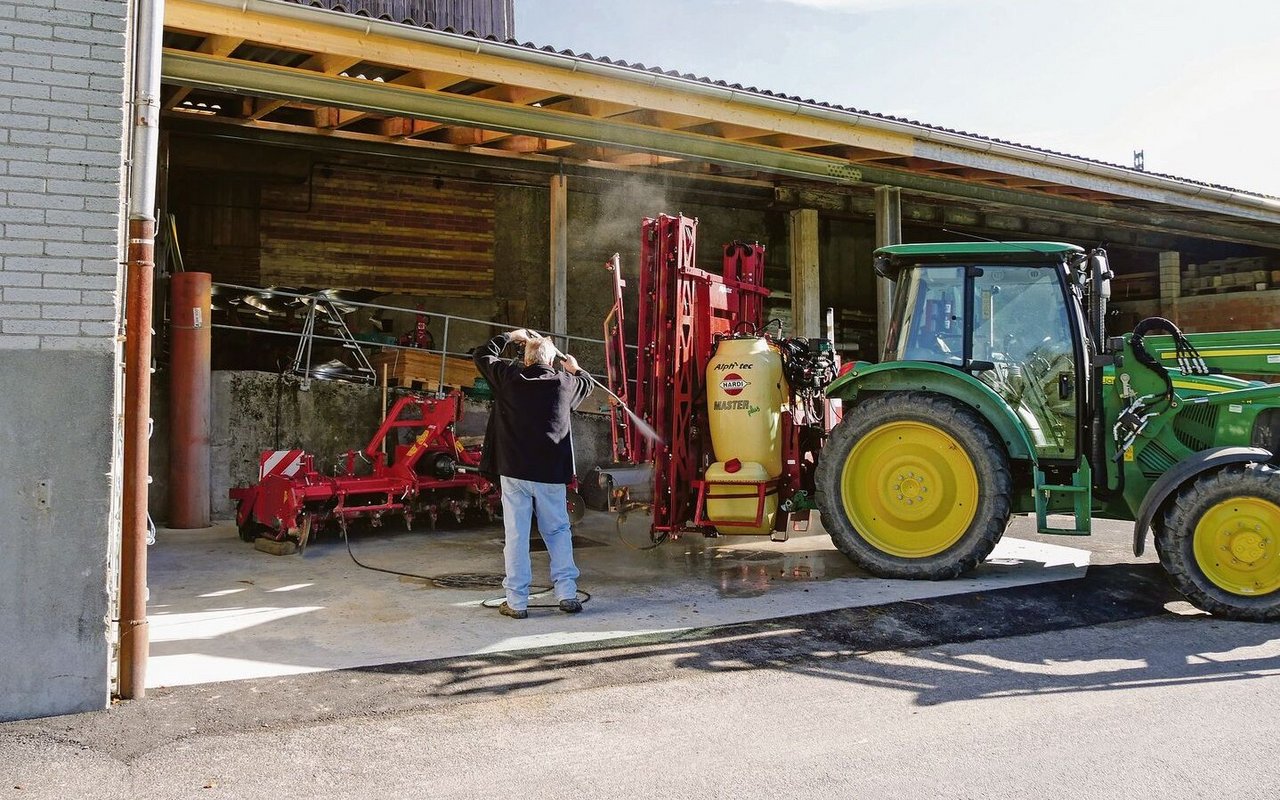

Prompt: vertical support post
[
  {"left": 549, "top": 174, "right": 568, "bottom": 347},
  {"left": 167, "top": 272, "right": 211, "bottom": 529},
  {"left": 1158, "top": 250, "right": 1181, "bottom": 318},
  {"left": 874, "top": 186, "right": 902, "bottom": 359},
  {"left": 788, "top": 208, "right": 820, "bottom": 338}
]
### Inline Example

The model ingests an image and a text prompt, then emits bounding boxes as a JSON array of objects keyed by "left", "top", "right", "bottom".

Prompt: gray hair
[{"left": 524, "top": 336, "right": 557, "bottom": 367}]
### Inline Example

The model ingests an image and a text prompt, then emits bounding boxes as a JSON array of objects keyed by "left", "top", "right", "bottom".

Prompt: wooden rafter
[
  {"left": 490, "top": 135, "right": 572, "bottom": 153},
  {"left": 603, "top": 152, "right": 684, "bottom": 167},
  {"left": 743, "top": 132, "right": 828, "bottom": 150},
  {"left": 467, "top": 84, "right": 563, "bottom": 106},
  {"left": 543, "top": 97, "right": 637, "bottom": 118},
  {"left": 166, "top": 33, "right": 244, "bottom": 109},
  {"left": 249, "top": 52, "right": 363, "bottom": 119}
]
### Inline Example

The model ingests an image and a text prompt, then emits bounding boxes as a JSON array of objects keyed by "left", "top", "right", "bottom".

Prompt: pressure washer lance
[{"left": 550, "top": 343, "right": 664, "bottom": 445}]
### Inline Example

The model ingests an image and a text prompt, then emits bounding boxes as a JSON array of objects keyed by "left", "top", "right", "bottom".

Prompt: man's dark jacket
[{"left": 474, "top": 333, "right": 592, "bottom": 483}]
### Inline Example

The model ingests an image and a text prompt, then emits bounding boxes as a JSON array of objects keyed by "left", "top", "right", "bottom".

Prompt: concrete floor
[{"left": 146, "top": 513, "right": 1091, "bottom": 689}]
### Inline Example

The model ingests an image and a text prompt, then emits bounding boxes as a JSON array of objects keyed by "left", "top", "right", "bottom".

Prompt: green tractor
[{"left": 816, "top": 241, "right": 1280, "bottom": 620}]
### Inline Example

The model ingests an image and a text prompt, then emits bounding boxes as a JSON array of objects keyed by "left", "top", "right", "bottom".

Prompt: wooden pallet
[{"left": 370, "top": 349, "right": 479, "bottom": 391}]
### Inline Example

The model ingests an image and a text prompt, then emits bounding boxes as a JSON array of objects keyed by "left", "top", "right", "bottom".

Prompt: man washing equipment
[{"left": 474, "top": 329, "right": 593, "bottom": 618}]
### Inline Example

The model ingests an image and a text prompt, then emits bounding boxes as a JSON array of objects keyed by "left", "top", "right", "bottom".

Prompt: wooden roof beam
[
  {"left": 434, "top": 126, "right": 515, "bottom": 145},
  {"left": 313, "top": 106, "right": 371, "bottom": 128},
  {"left": 166, "top": 33, "right": 244, "bottom": 108},
  {"left": 678, "top": 121, "right": 770, "bottom": 140},
  {"left": 489, "top": 134, "right": 574, "bottom": 153},
  {"left": 543, "top": 97, "right": 637, "bottom": 118},
  {"left": 995, "top": 176, "right": 1058, "bottom": 189},
  {"left": 604, "top": 151, "right": 685, "bottom": 166},
  {"left": 587, "top": 108, "right": 707, "bottom": 130},
  {"left": 743, "top": 132, "right": 829, "bottom": 150},
  {"left": 248, "top": 52, "right": 363, "bottom": 119},
  {"left": 839, "top": 146, "right": 912, "bottom": 163},
  {"left": 165, "top": 0, "right": 916, "bottom": 155},
  {"left": 466, "top": 84, "right": 565, "bottom": 106},
  {"left": 397, "top": 117, "right": 446, "bottom": 139},
  {"left": 952, "top": 167, "right": 1013, "bottom": 181},
  {"left": 313, "top": 70, "right": 467, "bottom": 128}
]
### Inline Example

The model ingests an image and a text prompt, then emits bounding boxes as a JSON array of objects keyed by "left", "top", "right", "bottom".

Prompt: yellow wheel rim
[
  {"left": 839, "top": 420, "right": 979, "bottom": 558},
  {"left": 1193, "top": 496, "right": 1280, "bottom": 596}
]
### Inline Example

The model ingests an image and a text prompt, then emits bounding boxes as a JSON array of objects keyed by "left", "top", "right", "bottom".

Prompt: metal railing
[{"left": 210, "top": 282, "right": 616, "bottom": 391}]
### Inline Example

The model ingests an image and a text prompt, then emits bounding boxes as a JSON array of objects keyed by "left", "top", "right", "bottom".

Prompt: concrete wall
[
  {"left": 207, "top": 370, "right": 613, "bottom": 520},
  {"left": 0, "top": 0, "right": 128, "bottom": 720}
]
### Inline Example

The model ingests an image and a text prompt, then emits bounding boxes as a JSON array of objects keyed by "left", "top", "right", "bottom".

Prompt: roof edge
[{"left": 187, "top": 0, "right": 1280, "bottom": 221}]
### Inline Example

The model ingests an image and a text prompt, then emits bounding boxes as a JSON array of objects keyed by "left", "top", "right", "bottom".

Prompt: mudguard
[
  {"left": 1132, "top": 446, "right": 1275, "bottom": 556},
  {"left": 826, "top": 361, "right": 1037, "bottom": 462}
]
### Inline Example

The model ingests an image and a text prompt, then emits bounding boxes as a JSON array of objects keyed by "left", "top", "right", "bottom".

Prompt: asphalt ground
[{"left": 8, "top": 517, "right": 1269, "bottom": 799}]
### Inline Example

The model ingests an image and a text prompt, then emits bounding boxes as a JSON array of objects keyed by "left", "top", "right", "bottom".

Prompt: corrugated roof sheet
[
  {"left": 498, "top": 38, "right": 1272, "bottom": 200},
  {"left": 305, "top": 6, "right": 1271, "bottom": 201}
]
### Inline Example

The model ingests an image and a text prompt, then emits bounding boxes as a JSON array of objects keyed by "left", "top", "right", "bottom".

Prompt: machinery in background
[
  {"left": 818, "top": 241, "right": 1280, "bottom": 620},
  {"left": 230, "top": 390, "right": 498, "bottom": 547},
  {"left": 596, "top": 214, "right": 837, "bottom": 543}
]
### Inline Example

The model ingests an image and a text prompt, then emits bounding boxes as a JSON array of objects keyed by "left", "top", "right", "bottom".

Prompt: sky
[{"left": 515, "top": 0, "right": 1280, "bottom": 197}]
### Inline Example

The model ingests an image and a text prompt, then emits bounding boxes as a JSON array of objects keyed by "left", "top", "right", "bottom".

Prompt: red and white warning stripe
[{"left": 259, "top": 449, "right": 306, "bottom": 480}]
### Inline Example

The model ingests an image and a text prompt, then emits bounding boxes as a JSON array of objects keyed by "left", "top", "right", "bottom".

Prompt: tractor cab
[{"left": 875, "top": 241, "right": 1091, "bottom": 466}]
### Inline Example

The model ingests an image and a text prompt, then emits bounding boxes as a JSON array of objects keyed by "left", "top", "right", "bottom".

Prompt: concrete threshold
[{"left": 146, "top": 512, "right": 1089, "bottom": 688}]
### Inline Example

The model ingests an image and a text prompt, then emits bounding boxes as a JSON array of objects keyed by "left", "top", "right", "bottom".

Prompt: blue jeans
[{"left": 500, "top": 476, "right": 579, "bottom": 610}]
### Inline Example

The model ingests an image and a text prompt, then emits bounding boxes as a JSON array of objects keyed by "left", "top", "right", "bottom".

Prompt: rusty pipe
[
  {"left": 118, "top": 0, "right": 166, "bottom": 701},
  {"left": 168, "top": 272, "right": 211, "bottom": 528},
  {"left": 119, "top": 218, "right": 155, "bottom": 699}
]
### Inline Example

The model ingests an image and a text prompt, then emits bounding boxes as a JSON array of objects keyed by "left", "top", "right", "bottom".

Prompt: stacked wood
[
  {"left": 1182, "top": 256, "right": 1276, "bottom": 296},
  {"left": 370, "top": 349, "right": 480, "bottom": 391}
]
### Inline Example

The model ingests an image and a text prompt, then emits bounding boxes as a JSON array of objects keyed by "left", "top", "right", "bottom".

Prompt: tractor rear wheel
[
  {"left": 816, "top": 391, "right": 1012, "bottom": 579},
  {"left": 1156, "top": 463, "right": 1280, "bottom": 621}
]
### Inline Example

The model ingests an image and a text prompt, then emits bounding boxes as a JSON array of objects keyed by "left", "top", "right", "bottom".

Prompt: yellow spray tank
[{"left": 703, "top": 336, "right": 788, "bottom": 533}]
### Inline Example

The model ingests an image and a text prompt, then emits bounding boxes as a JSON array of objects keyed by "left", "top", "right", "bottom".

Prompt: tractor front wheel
[
  {"left": 1156, "top": 463, "right": 1280, "bottom": 621},
  {"left": 816, "top": 391, "right": 1012, "bottom": 579}
]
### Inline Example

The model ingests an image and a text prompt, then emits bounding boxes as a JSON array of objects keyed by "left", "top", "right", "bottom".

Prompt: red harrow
[{"left": 230, "top": 391, "right": 499, "bottom": 547}]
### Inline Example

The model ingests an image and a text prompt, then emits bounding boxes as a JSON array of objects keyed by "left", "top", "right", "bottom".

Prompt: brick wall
[
  {"left": 0, "top": 0, "right": 128, "bottom": 721},
  {"left": 1166, "top": 290, "right": 1280, "bottom": 334},
  {"left": 0, "top": 0, "right": 126, "bottom": 350}
]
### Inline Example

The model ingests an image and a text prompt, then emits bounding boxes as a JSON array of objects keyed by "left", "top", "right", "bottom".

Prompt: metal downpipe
[{"left": 119, "top": 0, "right": 165, "bottom": 700}]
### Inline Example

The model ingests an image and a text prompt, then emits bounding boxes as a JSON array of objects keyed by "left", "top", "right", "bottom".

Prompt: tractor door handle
[{"left": 1059, "top": 373, "right": 1074, "bottom": 400}]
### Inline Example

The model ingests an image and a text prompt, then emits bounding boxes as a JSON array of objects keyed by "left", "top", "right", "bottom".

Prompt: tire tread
[{"left": 1155, "top": 462, "right": 1280, "bottom": 622}]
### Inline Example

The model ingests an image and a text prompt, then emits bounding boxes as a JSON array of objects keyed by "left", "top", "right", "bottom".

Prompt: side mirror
[{"left": 1089, "top": 251, "right": 1112, "bottom": 300}]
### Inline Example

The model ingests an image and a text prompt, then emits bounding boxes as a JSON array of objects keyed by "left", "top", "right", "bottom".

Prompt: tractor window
[
  {"left": 885, "top": 266, "right": 965, "bottom": 365},
  {"left": 972, "top": 266, "right": 1077, "bottom": 458}
]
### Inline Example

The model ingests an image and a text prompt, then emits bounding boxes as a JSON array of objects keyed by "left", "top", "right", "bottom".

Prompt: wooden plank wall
[
  {"left": 259, "top": 166, "right": 495, "bottom": 297},
  {"left": 168, "top": 171, "right": 262, "bottom": 285}
]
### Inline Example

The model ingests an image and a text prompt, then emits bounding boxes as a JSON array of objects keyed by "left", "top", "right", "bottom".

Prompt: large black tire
[
  {"left": 816, "top": 391, "right": 1012, "bottom": 579},
  {"left": 1155, "top": 463, "right": 1280, "bottom": 621}
]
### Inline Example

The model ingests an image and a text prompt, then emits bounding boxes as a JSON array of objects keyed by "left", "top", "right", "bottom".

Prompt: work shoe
[
  {"left": 498, "top": 602, "right": 527, "bottom": 619},
  {"left": 558, "top": 598, "right": 583, "bottom": 614}
]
